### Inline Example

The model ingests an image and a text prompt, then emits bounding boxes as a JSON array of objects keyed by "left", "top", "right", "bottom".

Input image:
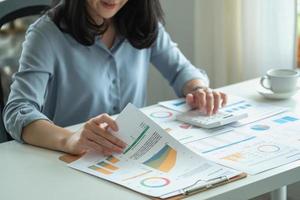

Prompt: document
[
  {"left": 69, "top": 104, "right": 242, "bottom": 198},
  {"left": 235, "top": 112, "right": 300, "bottom": 148},
  {"left": 156, "top": 99, "right": 298, "bottom": 175},
  {"left": 187, "top": 130, "right": 300, "bottom": 175},
  {"left": 221, "top": 100, "right": 288, "bottom": 127},
  {"left": 158, "top": 98, "right": 190, "bottom": 112},
  {"left": 142, "top": 105, "right": 233, "bottom": 144}
]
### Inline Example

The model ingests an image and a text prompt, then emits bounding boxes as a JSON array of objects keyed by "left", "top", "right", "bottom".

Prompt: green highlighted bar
[
  {"left": 123, "top": 126, "right": 149, "bottom": 154},
  {"left": 88, "top": 165, "right": 98, "bottom": 170}
]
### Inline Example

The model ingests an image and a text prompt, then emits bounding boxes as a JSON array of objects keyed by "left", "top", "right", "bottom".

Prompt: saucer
[{"left": 256, "top": 86, "right": 298, "bottom": 100}]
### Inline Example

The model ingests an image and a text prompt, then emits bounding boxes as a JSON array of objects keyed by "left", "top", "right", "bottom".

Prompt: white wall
[
  {"left": 147, "top": 0, "right": 198, "bottom": 105},
  {"left": 147, "top": 0, "right": 217, "bottom": 105}
]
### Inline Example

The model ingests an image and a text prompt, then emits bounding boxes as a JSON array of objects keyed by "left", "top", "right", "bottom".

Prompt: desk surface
[{"left": 1, "top": 78, "right": 300, "bottom": 200}]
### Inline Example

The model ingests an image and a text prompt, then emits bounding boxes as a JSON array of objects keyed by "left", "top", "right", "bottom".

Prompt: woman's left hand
[{"left": 185, "top": 87, "right": 228, "bottom": 115}]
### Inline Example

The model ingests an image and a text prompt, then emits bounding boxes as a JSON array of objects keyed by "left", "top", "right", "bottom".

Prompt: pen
[{"left": 183, "top": 176, "right": 229, "bottom": 196}]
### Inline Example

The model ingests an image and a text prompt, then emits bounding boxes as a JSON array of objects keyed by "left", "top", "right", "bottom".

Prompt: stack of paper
[
  {"left": 69, "top": 104, "right": 242, "bottom": 199},
  {"left": 68, "top": 96, "right": 299, "bottom": 198}
]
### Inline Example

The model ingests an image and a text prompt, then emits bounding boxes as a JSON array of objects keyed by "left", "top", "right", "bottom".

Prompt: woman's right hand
[{"left": 64, "top": 113, "right": 127, "bottom": 156}]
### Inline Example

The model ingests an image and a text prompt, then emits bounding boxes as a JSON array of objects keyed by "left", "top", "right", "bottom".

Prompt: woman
[{"left": 3, "top": 0, "right": 227, "bottom": 155}]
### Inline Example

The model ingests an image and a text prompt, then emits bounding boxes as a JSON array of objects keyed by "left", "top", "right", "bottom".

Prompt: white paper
[
  {"left": 220, "top": 100, "right": 288, "bottom": 126},
  {"left": 187, "top": 130, "right": 300, "bottom": 175},
  {"left": 235, "top": 112, "right": 300, "bottom": 148},
  {"left": 158, "top": 98, "right": 190, "bottom": 112},
  {"left": 69, "top": 104, "right": 241, "bottom": 198},
  {"left": 142, "top": 105, "right": 233, "bottom": 144}
]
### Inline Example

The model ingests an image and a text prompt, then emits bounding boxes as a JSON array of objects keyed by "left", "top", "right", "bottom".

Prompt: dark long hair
[{"left": 48, "top": 0, "right": 164, "bottom": 49}]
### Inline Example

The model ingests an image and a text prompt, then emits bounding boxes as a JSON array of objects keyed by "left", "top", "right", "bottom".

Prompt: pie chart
[
  {"left": 150, "top": 111, "right": 173, "bottom": 119},
  {"left": 257, "top": 145, "right": 280, "bottom": 153},
  {"left": 140, "top": 177, "right": 170, "bottom": 188}
]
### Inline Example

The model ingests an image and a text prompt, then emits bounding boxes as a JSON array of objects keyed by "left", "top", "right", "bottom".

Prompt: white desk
[{"left": 1, "top": 78, "right": 300, "bottom": 200}]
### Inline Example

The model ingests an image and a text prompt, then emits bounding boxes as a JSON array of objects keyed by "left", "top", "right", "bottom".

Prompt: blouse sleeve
[
  {"left": 150, "top": 24, "right": 209, "bottom": 97},
  {"left": 3, "top": 24, "right": 55, "bottom": 142}
]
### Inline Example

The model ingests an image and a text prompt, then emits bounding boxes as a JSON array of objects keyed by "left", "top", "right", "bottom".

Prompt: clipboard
[
  {"left": 162, "top": 173, "right": 247, "bottom": 199},
  {"left": 59, "top": 154, "right": 247, "bottom": 200}
]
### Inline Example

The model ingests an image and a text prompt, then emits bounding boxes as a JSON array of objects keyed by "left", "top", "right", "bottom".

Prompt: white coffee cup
[{"left": 260, "top": 69, "right": 300, "bottom": 93}]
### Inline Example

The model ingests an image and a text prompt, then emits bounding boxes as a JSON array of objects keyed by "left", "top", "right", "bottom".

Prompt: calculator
[{"left": 176, "top": 110, "right": 248, "bottom": 129}]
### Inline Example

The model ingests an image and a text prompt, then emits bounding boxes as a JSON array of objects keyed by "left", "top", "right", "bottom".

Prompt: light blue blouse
[{"left": 3, "top": 15, "right": 209, "bottom": 142}]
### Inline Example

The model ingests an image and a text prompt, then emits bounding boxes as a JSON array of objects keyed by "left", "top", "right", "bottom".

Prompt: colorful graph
[
  {"left": 257, "top": 145, "right": 280, "bottom": 153},
  {"left": 173, "top": 100, "right": 186, "bottom": 106},
  {"left": 122, "top": 171, "right": 152, "bottom": 182},
  {"left": 202, "top": 136, "right": 256, "bottom": 154},
  {"left": 222, "top": 152, "right": 243, "bottom": 162},
  {"left": 98, "top": 161, "right": 119, "bottom": 171},
  {"left": 143, "top": 145, "right": 177, "bottom": 172},
  {"left": 88, "top": 165, "right": 112, "bottom": 175},
  {"left": 140, "top": 177, "right": 170, "bottom": 188},
  {"left": 150, "top": 111, "right": 173, "bottom": 119},
  {"left": 224, "top": 102, "right": 252, "bottom": 113},
  {"left": 179, "top": 123, "right": 192, "bottom": 129},
  {"left": 251, "top": 124, "right": 270, "bottom": 131},
  {"left": 124, "top": 123, "right": 149, "bottom": 154},
  {"left": 106, "top": 155, "right": 120, "bottom": 163},
  {"left": 273, "top": 116, "right": 299, "bottom": 124}
]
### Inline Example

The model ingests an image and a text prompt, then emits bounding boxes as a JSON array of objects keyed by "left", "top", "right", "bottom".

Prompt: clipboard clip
[{"left": 182, "top": 176, "right": 229, "bottom": 196}]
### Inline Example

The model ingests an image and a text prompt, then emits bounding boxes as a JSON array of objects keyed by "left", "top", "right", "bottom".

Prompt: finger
[
  {"left": 194, "top": 90, "right": 206, "bottom": 113},
  {"left": 220, "top": 93, "right": 228, "bottom": 107},
  {"left": 212, "top": 92, "right": 221, "bottom": 114},
  {"left": 88, "top": 120, "right": 127, "bottom": 149},
  {"left": 84, "top": 123, "right": 125, "bottom": 152},
  {"left": 84, "top": 139, "right": 113, "bottom": 155},
  {"left": 82, "top": 129, "right": 114, "bottom": 152},
  {"left": 102, "top": 150, "right": 113, "bottom": 156},
  {"left": 82, "top": 137, "right": 104, "bottom": 153},
  {"left": 93, "top": 114, "right": 118, "bottom": 131},
  {"left": 206, "top": 91, "right": 214, "bottom": 115},
  {"left": 186, "top": 93, "right": 196, "bottom": 109},
  {"left": 91, "top": 133, "right": 123, "bottom": 153}
]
